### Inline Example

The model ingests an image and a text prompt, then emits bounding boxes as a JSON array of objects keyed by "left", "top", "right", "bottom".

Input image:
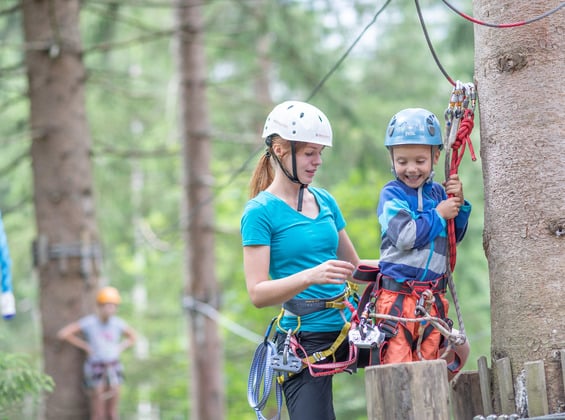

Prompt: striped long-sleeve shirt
[{"left": 377, "top": 179, "right": 471, "bottom": 282}]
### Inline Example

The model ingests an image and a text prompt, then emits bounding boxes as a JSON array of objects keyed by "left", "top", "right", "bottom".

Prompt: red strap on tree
[{"left": 447, "top": 108, "right": 476, "bottom": 272}]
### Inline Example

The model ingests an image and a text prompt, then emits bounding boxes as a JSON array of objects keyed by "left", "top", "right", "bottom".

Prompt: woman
[
  {"left": 57, "top": 286, "right": 136, "bottom": 420},
  {"left": 241, "top": 101, "right": 376, "bottom": 419}
]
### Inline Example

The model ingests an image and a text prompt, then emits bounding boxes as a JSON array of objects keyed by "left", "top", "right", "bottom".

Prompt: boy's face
[{"left": 391, "top": 144, "right": 440, "bottom": 188}]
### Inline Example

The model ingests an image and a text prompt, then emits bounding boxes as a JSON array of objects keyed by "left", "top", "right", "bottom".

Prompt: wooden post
[
  {"left": 478, "top": 356, "right": 494, "bottom": 415},
  {"left": 495, "top": 357, "right": 515, "bottom": 414},
  {"left": 560, "top": 350, "right": 565, "bottom": 395},
  {"left": 450, "top": 371, "right": 484, "bottom": 420},
  {"left": 365, "top": 359, "right": 450, "bottom": 420},
  {"left": 525, "top": 360, "right": 549, "bottom": 417}
]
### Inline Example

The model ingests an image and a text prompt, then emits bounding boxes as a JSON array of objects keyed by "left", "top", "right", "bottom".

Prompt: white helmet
[{"left": 262, "top": 100, "right": 333, "bottom": 147}]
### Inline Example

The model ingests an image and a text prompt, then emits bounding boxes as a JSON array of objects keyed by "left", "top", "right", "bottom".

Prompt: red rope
[
  {"left": 447, "top": 108, "right": 476, "bottom": 272},
  {"left": 449, "top": 109, "right": 477, "bottom": 176}
]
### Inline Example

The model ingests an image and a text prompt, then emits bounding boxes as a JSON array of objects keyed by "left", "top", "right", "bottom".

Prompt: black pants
[{"left": 276, "top": 330, "right": 350, "bottom": 420}]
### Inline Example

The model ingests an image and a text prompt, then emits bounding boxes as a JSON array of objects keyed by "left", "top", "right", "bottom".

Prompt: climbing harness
[
  {"left": 85, "top": 360, "right": 124, "bottom": 388},
  {"left": 273, "top": 284, "right": 360, "bottom": 377},
  {"left": 349, "top": 265, "right": 465, "bottom": 366},
  {"left": 247, "top": 284, "right": 360, "bottom": 419}
]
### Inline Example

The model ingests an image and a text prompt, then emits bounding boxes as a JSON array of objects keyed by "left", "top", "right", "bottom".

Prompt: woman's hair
[{"left": 249, "top": 135, "right": 307, "bottom": 198}]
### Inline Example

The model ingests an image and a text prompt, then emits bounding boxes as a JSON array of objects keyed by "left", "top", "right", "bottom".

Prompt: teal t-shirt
[{"left": 241, "top": 187, "right": 353, "bottom": 332}]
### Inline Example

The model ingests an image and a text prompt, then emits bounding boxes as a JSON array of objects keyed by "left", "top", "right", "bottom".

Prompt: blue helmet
[{"left": 384, "top": 108, "right": 443, "bottom": 150}]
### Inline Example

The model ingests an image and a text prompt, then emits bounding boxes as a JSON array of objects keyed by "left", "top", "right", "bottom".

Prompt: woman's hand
[{"left": 306, "top": 260, "right": 355, "bottom": 285}]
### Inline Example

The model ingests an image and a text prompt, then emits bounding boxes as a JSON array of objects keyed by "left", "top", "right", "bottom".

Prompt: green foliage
[{"left": 0, "top": 352, "right": 54, "bottom": 414}]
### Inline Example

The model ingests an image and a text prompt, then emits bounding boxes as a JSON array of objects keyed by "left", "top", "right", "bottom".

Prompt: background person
[
  {"left": 0, "top": 210, "right": 15, "bottom": 320},
  {"left": 58, "top": 286, "right": 136, "bottom": 420}
]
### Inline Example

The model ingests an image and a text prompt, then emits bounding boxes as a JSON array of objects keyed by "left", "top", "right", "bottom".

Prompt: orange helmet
[{"left": 96, "top": 286, "right": 122, "bottom": 305}]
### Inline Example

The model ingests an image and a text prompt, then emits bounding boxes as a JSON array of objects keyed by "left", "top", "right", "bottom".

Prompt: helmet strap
[
  {"left": 297, "top": 184, "right": 306, "bottom": 212},
  {"left": 426, "top": 148, "right": 436, "bottom": 184},
  {"left": 389, "top": 149, "right": 398, "bottom": 179},
  {"left": 271, "top": 141, "right": 308, "bottom": 212}
]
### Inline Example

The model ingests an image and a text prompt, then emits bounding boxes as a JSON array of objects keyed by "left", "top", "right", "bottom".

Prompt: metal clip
[
  {"left": 271, "top": 329, "right": 302, "bottom": 373},
  {"left": 349, "top": 323, "right": 385, "bottom": 349}
]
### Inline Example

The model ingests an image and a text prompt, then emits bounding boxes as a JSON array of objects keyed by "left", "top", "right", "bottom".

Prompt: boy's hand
[
  {"left": 437, "top": 197, "right": 461, "bottom": 220},
  {"left": 444, "top": 174, "right": 464, "bottom": 203}
]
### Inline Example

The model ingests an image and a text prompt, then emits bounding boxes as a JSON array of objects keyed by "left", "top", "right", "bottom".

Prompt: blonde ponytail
[{"left": 249, "top": 152, "right": 274, "bottom": 198}]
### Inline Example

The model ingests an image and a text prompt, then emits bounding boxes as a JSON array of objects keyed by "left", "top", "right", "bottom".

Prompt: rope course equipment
[
  {"left": 247, "top": 318, "right": 283, "bottom": 420},
  {"left": 350, "top": 266, "right": 467, "bottom": 360},
  {"left": 306, "top": 0, "right": 392, "bottom": 101},
  {"left": 416, "top": 0, "right": 565, "bottom": 85},
  {"left": 440, "top": 0, "right": 565, "bottom": 28},
  {"left": 444, "top": 80, "right": 477, "bottom": 273},
  {"left": 442, "top": 81, "right": 477, "bottom": 344},
  {"left": 246, "top": 285, "right": 363, "bottom": 418}
]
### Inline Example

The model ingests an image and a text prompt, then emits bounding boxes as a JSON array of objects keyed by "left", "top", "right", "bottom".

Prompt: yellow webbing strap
[
  {"left": 274, "top": 283, "right": 358, "bottom": 383},
  {"left": 322, "top": 282, "right": 357, "bottom": 310},
  {"left": 275, "top": 307, "right": 302, "bottom": 333},
  {"left": 303, "top": 321, "right": 351, "bottom": 365}
]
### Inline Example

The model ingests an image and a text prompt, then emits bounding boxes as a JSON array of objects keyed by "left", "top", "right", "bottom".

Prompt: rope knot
[{"left": 450, "top": 109, "right": 477, "bottom": 177}]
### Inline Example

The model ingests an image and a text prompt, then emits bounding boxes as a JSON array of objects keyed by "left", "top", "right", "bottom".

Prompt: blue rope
[{"left": 247, "top": 320, "right": 283, "bottom": 420}]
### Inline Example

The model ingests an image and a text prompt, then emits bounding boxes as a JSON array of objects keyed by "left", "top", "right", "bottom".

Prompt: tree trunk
[
  {"left": 474, "top": 0, "right": 565, "bottom": 415},
  {"left": 21, "top": 1, "right": 100, "bottom": 418},
  {"left": 253, "top": 0, "right": 272, "bottom": 134},
  {"left": 175, "top": 1, "right": 224, "bottom": 419}
]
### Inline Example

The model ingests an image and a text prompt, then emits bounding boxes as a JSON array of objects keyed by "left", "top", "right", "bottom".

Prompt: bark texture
[
  {"left": 474, "top": 0, "right": 565, "bottom": 414},
  {"left": 176, "top": 0, "right": 225, "bottom": 418},
  {"left": 21, "top": 0, "right": 100, "bottom": 418}
]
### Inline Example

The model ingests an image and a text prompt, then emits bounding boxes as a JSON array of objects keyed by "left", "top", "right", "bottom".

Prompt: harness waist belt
[
  {"left": 380, "top": 276, "right": 447, "bottom": 294},
  {"left": 90, "top": 360, "right": 120, "bottom": 368},
  {"left": 352, "top": 265, "right": 380, "bottom": 282},
  {"left": 283, "top": 290, "right": 348, "bottom": 316}
]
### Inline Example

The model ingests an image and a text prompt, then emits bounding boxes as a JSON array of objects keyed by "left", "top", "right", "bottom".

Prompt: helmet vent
[{"left": 426, "top": 115, "right": 436, "bottom": 136}]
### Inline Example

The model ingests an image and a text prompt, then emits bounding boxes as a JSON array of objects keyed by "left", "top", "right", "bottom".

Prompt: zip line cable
[
  {"left": 441, "top": 0, "right": 565, "bottom": 28},
  {"left": 416, "top": 0, "right": 565, "bottom": 86},
  {"left": 414, "top": 0, "right": 455, "bottom": 86},
  {"left": 306, "top": 0, "right": 392, "bottom": 101}
]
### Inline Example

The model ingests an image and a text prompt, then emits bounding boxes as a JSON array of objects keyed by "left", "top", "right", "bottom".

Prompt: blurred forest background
[{"left": 0, "top": 0, "right": 489, "bottom": 418}]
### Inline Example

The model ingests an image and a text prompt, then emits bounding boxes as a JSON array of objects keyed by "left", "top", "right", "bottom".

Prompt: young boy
[{"left": 376, "top": 108, "right": 471, "bottom": 367}]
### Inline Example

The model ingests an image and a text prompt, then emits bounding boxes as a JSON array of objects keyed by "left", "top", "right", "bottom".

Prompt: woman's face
[{"left": 280, "top": 142, "right": 324, "bottom": 184}]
